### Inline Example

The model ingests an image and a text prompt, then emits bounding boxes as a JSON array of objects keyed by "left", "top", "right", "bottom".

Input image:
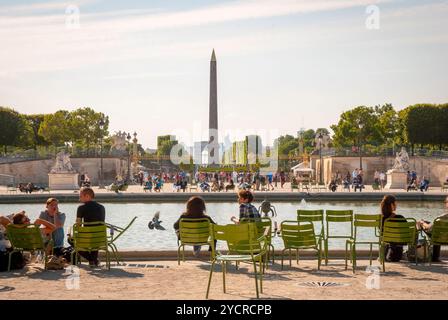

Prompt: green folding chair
[
  {"left": 206, "top": 223, "right": 268, "bottom": 299},
  {"left": 177, "top": 218, "right": 211, "bottom": 265},
  {"left": 380, "top": 217, "right": 417, "bottom": 272},
  {"left": 345, "top": 214, "right": 382, "bottom": 273},
  {"left": 71, "top": 222, "right": 111, "bottom": 270},
  {"left": 280, "top": 220, "right": 321, "bottom": 270},
  {"left": 6, "top": 224, "right": 51, "bottom": 271},
  {"left": 106, "top": 216, "right": 137, "bottom": 265},
  {"left": 423, "top": 218, "right": 448, "bottom": 265},
  {"left": 240, "top": 217, "right": 275, "bottom": 267},
  {"left": 324, "top": 210, "right": 353, "bottom": 265},
  {"left": 297, "top": 209, "right": 325, "bottom": 261}
]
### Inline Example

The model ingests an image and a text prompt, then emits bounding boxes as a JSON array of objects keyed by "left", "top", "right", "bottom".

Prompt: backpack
[
  {"left": 0, "top": 250, "right": 25, "bottom": 272},
  {"left": 405, "top": 240, "right": 429, "bottom": 263}
]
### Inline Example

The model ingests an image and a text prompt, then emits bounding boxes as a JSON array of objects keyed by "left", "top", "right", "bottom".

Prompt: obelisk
[{"left": 208, "top": 49, "right": 219, "bottom": 164}]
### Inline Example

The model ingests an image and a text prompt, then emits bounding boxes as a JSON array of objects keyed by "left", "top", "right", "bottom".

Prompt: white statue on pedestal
[
  {"left": 391, "top": 147, "right": 410, "bottom": 172},
  {"left": 50, "top": 151, "right": 76, "bottom": 173}
]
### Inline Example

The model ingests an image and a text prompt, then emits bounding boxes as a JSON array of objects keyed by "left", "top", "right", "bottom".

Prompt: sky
[{"left": 1, "top": 0, "right": 447, "bottom": 149}]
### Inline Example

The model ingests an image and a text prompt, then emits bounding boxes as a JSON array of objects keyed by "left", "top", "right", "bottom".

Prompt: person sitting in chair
[
  {"left": 353, "top": 174, "right": 363, "bottom": 192},
  {"left": 225, "top": 179, "right": 235, "bottom": 192},
  {"left": 143, "top": 179, "right": 153, "bottom": 192},
  {"left": 419, "top": 176, "right": 430, "bottom": 192},
  {"left": 329, "top": 179, "right": 338, "bottom": 192},
  {"left": 407, "top": 178, "right": 417, "bottom": 192},
  {"left": 200, "top": 181, "right": 210, "bottom": 192}
]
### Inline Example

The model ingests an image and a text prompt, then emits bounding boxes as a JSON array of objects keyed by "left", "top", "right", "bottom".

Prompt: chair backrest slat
[
  {"left": 6, "top": 224, "right": 45, "bottom": 251},
  {"left": 73, "top": 222, "right": 108, "bottom": 250},
  {"left": 179, "top": 218, "right": 211, "bottom": 244},
  {"left": 325, "top": 210, "right": 353, "bottom": 238},
  {"left": 382, "top": 218, "right": 416, "bottom": 244},
  {"left": 281, "top": 221, "right": 317, "bottom": 249},
  {"left": 432, "top": 218, "right": 448, "bottom": 244},
  {"left": 211, "top": 223, "right": 261, "bottom": 253}
]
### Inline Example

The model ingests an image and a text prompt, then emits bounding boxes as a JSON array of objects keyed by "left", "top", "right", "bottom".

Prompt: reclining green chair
[
  {"left": 280, "top": 220, "right": 322, "bottom": 270},
  {"left": 240, "top": 217, "right": 275, "bottom": 267},
  {"left": 324, "top": 210, "right": 353, "bottom": 265},
  {"left": 380, "top": 217, "right": 417, "bottom": 272},
  {"left": 71, "top": 221, "right": 111, "bottom": 270},
  {"left": 177, "top": 218, "right": 211, "bottom": 265},
  {"left": 206, "top": 223, "right": 268, "bottom": 299},
  {"left": 345, "top": 214, "right": 382, "bottom": 273},
  {"left": 297, "top": 209, "right": 325, "bottom": 261},
  {"left": 423, "top": 217, "right": 448, "bottom": 265},
  {"left": 106, "top": 216, "right": 137, "bottom": 265},
  {"left": 6, "top": 224, "right": 51, "bottom": 271}
]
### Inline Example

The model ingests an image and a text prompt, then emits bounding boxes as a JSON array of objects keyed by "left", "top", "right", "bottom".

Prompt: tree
[
  {"left": 331, "top": 106, "right": 384, "bottom": 149},
  {"left": 24, "top": 114, "right": 49, "bottom": 150},
  {"left": 38, "top": 110, "right": 71, "bottom": 148},
  {"left": 0, "top": 107, "right": 27, "bottom": 154},
  {"left": 402, "top": 104, "right": 448, "bottom": 151},
  {"left": 68, "top": 107, "right": 109, "bottom": 150}
]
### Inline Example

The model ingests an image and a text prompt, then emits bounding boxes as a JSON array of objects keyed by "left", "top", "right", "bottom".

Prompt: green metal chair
[
  {"left": 280, "top": 220, "right": 321, "bottom": 270},
  {"left": 324, "top": 210, "right": 353, "bottom": 265},
  {"left": 297, "top": 209, "right": 325, "bottom": 261},
  {"left": 423, "top": 218, "right": 448, "bottom": 265},
  {"left": 380, "top": 217, "right": 417, "bottom": 272},
  {"left": 71, "top": 222, "right": 111, "bottom": 270},
  {"left": 206, "top": 223, "right": 268, "bottom": 299},
  {"left": 177, "top": 218, "right": 211, "bottom": 265},
  {"left": 240, "top": 217, "right": 275, "bottom": 266},
  {"left": 106, "top": 216, "right": 137, "bottom": 265},
  {"left": 6, "top": 224, "right": 51, "bottom": 271},
  {"left": 345, "top": 214, "right": 382, "bottom": 273}
]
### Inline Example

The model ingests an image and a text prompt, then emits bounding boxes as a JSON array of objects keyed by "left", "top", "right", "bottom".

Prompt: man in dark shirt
[{"left": 76, "top": 187, "right": 106, "bottom": 267}]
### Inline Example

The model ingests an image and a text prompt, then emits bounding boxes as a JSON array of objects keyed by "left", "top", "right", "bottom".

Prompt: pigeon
[{"left": 148, "top": 211, "right": 166, "bottom": 230}]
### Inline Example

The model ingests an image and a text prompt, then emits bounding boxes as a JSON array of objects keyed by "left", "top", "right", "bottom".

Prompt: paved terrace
[{"left": 1, "top": 258, "right": 447, "bottom": 300}]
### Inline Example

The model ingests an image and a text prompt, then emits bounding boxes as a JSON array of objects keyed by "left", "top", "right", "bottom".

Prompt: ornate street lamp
[
  {"left": 318, "top": 132, "right": 323, "bottom": 184},
  {"left": 126, "top": 132, "right": 132, "bottom": 183},
  {"left": 98, "top": 118, "right": 105, "bottom": 189},
  {"left": 358, "top": 123, "right": 364, "bottom": 170}
]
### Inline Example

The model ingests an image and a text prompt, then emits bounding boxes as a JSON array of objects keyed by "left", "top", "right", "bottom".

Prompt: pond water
[{"left": 1, "top": 200, "right": 446, "bottom": 250}]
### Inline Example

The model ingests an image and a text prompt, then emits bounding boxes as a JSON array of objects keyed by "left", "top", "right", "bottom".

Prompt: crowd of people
[{"left": 135, "top": 170, "right": 291, "bottom": 193}]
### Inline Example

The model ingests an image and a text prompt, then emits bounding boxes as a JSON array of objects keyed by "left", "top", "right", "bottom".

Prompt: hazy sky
[{"left": 1, "top": 0, "right": 447, "bottom": 148}]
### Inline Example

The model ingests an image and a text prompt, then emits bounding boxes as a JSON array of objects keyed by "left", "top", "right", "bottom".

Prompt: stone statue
[
  {"left": 392, "top": 147, "right": 410, "bottom": 171},
  {"left": 110, "top": 131, "right": 128, "bottom": 155},
  {"left": 50, "top": 151, "right": 76, "bottom": 173}
]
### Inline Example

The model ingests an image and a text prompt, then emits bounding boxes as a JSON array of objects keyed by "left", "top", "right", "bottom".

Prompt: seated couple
[{"left": 173, "top": 190, "right": 261, "bottom": 256}]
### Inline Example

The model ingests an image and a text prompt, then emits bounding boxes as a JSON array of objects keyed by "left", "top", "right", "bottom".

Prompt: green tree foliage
[
  {"left": 68, "top": 107, "right": 109, "bottom": 149},
  {"left": 402, "top": 104, "right": 448, "bottom": 149},
  {"left": 38, "top": 110, "right": 71, "bottom": 147},
  {"left": 331, "top": 106, "right": 385, "bottom": 148},
  {"left": 157, "top": 135, "right": 178, "bottom": 156},
  {"left": 0, "top": 107, "right": 28, "bottom": 154},
  {"left": 24, "top": 114, "right": 49, "bottom": 149}
]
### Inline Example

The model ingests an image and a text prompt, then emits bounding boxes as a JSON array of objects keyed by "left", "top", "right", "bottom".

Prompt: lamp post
[
  {"left": 358, "top": 123, "right": 364, "bottom": 171},
  {"left": 126, "top": 132, "right": 131, "bottom": 183},
  {"left": 318, "top": 132, "right": 323, "bottom": 184},
  {"left": 98, "top": 118, "right": 105, "bottom": 189}
]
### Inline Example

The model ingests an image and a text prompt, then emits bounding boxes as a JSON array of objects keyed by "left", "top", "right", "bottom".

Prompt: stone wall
[
  {"left": 314, "top": 156, "right": 448, "bottom": 186},
  {"left": 0, "top": 158, "right": 128, "bottom": 185}
]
